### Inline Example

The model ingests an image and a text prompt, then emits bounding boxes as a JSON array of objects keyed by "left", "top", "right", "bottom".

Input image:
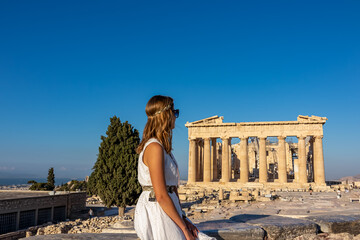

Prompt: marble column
[
  {"left": 298, "top": 136, "right": 307, "bottom": 183},
  {"left": 278, "top": 136, "right": 287, "bottom": 183},
  {"left": 197, "top": 140, "right": 203, "bottom": 181},
  {"left": 212, "top": 138, "right": 217, "bottom": 181},
  {"left": 239, "top": 137, "right": 249, "bottom": 183},
  {"left": 188, "top": 138, "right": 197, "bottom": 183},
  {"left": 220, "top": 137, "right": 230, "bottom": 182},
  {"left": 259, "top": 137, "right": 267, "bottom": 183},
  {"left": 203, "top": 138, "right": 211, "bottom": 182},
  {"left": 314, "top": 135, "right": 325, "bottom": 184},
  {"left": 228, "top": 138, "right": 232, "bottom": 180},
  {"left": 310, "top": 138, "right": 315, "bottom": 182}
]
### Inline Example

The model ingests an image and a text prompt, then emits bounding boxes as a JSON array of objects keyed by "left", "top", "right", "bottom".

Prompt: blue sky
[{"left": 0, "top": 1, "right": 359, "bottom": 180}]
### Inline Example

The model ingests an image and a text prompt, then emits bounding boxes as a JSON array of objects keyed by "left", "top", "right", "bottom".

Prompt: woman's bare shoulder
[
  {"left": 143, "top": 142, "right": 163, "bottom": 167},
  {"left": 146, "top": 142, "right": 163, "bottom": 152}
]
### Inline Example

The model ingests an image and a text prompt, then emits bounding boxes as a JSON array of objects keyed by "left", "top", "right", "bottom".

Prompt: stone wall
[
  {"left": 0, "top": 192, "right": 86, "bottom": 235},
  {"left": 0, "top": 195, "right": 68, "bottom": 214},
  {"left": 67, "top": 192, "right": 87, "bottom": 219}
]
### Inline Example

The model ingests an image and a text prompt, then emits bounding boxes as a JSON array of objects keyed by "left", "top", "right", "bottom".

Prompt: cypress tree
[
  {"left": 89, "top": 116, "right": 141, "bottom": 216},
  {"left": 47, "top": 167, "right": 55, "bottom": 190}
]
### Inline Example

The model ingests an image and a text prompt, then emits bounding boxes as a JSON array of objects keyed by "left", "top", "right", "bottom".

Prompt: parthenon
[{"left": 185, "top": 115, "right": 327, "bottom": 188}]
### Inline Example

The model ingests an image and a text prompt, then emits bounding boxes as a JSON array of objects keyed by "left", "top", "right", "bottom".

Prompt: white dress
[{"left": 134, "top": 138, "right": 215, "bottom": 240}]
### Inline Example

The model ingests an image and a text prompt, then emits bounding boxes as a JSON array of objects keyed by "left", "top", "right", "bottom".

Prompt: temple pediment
[
  {"left": 186, "top": 115, "right": 224, "bottom": 125},
  {"left": 297, "top": 115, "right": 328, "bottom": 122}
]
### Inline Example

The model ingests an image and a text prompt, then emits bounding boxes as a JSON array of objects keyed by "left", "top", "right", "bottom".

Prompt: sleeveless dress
[{"left": 134, "top": 138, "right": 215, "bottom": 240}]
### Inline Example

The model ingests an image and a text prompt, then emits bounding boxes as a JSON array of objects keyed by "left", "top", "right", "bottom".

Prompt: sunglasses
[{"left": 172, "top": 109, "right": 179, "bottom": 118}]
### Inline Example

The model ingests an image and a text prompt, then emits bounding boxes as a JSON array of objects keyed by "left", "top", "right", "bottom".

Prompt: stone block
[
  {"left": 197, "top": 220, "right": 265, "bottom": 240},
  {"left": 230, "top": 214, "right": 317, "bottom": 240},
  {"left": 252, "top": 190, "right": 260, "bottom": 196},
  {"left": 305, "top": 215, "right": 360, "bottom": 235},
  {"left": 257, "top": 197, "right": 271, "bottom": 202},
  {"left": 242, "top": 192, "right": 249, "bottom": 197},
  {"left": 178, "top": 195, "right": 187, "bottom": 201}
]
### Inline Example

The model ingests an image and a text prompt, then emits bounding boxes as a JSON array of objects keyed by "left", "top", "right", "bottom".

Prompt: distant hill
[
  {"left": 339, "top": 174, "right": 360, "bottom": 182},
  {"left": 0, "top": 172, "right": 39, "bottom": 179},
  {"left": 0, "top": 177, "right": 83, "bottom": 186}
]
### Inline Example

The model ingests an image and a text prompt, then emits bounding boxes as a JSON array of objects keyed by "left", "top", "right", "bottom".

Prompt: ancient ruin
[
  {"left": 185, "top": 115, "right": 327, "bottom": 189},
  {"left": 0, "top": 191, "right": 87, "bottom": 235}
]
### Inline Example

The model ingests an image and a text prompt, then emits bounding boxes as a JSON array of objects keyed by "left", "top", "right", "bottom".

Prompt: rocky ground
[
  {"left": 294, "top": 233, "right": 360, "bottom": 240},
  {"left": 25, "top": 216, "right": 121, "bottom": 237},
  {"left": 23, "top": 188, "right": 360, "bottom": 239},
  {"left": 180, "top": 187, "right": 360, "bottom": 223}
]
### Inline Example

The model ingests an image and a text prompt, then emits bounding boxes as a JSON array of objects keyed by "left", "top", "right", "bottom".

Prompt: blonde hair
[{"left": 137, "top": 95, "right": 174, "bottom": 154}]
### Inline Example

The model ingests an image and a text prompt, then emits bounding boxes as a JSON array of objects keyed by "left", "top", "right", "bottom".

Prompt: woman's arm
[
  {"left": 174, "top": 185, "right": 199, "bottom": 238},
  {"left": 144, "top": 143, "right": 194, "bottom": 239}
]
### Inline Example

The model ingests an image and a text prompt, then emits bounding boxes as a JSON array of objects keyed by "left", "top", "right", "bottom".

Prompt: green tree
[
  {"left": 56, "top": 180, "right": 87, "bottom": 191},
  {"left": 47, "top": 167, "right": 55, "bottom": 190},
  {"left": 29, "top": 182, "right": 48, "bottom": 191},
  {"left": 57, "top": 183, "right": 70, "bottom": 191},
  {"left": 88, "top": 116, "right": 141, "bottom": 216},
  {"left": 87, "top": 172, "right": 97, "bottom": 195}
]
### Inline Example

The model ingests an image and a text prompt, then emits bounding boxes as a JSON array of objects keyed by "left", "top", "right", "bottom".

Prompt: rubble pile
[
  {"left": 25, "top": 216, "right": 123, "bottom": 237},
  {"left": 178, "top": 186, "right": 278, "bottom": 204},
  {"left": 177, "top": 185, "right": 282, "bottom": 219},
  {"left": 86, "top": 195, "right": 103, "bottom": 205}
]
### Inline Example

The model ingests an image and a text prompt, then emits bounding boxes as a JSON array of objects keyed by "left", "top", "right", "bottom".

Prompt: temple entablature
[{"left": 185, "top": 115, "right": 327, "bottom": 139}]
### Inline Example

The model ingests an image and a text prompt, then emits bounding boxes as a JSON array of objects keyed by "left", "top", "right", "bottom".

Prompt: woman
[{"left": 134, "top": 95, "right": 214, "bottom": 240}]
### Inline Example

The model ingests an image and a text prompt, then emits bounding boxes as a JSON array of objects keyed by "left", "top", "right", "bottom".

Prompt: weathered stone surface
[
  {"left": 305, "top": 215, "right": 360, "bottom": 235},
  {"left": 102, "top": 220, "right": 136, "bottom": 234},
  {"left": 21, "top": 233, "right": 138, "bottom": 239},
  {"left": 230, "top": 214, "right": 318, "bottom": 240},
  {"left": 294, "top": 232, "right": 360, "bottom": 240},
  {"left": 23, "top": 216, "right": 123, "bottom": 236},
  {"left": 0, "top": 191, "right": 86, "bottom": 218},
  {"left": 179, "top": 194, "right": 187, "bottom": 201},
  {"left": 197, "top": 220, "right": 265, "bottom": 240}
]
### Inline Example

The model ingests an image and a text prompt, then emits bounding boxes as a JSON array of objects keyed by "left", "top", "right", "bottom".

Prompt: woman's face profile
[{"left": 171, "top": 108, "right": 176, "bottom": 129}]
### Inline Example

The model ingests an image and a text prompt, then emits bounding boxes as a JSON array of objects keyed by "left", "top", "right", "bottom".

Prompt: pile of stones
[
  {"left": 25, "top": 216, "right": 121, "bottom": 237},
  {"left": 178, "top": 186, "right": 277, "bottom": 204}
]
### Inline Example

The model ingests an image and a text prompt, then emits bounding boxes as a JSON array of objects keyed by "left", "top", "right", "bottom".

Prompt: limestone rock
[
  {"left": 305, "top": 215, "right": 360, "bottom": 235},
  {"left": 230, "top": 215, "right": 317, "bottom": 240}
]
